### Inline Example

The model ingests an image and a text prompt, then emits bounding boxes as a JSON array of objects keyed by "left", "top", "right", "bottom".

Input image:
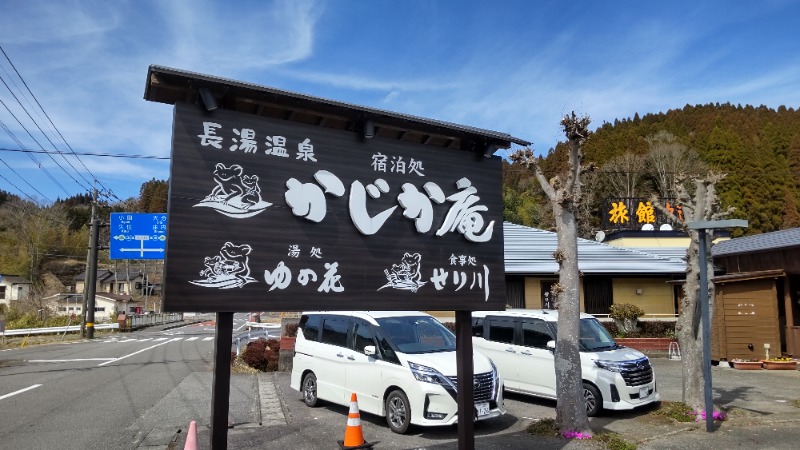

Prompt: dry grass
[{"left": 0, "top": 330, "right": 117, "bottom": 350}]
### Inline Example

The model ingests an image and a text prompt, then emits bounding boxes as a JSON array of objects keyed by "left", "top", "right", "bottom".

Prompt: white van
[
  {"left": 290, "top": 311, "right": 505, "bottom": 433},
  {"left": 471, "top": 309, "right": 660, "bottom": 416}
]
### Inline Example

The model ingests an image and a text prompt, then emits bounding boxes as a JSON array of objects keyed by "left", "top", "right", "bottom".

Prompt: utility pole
[{"left": 83, "top": 183, "right": 101, "bottom": 339}]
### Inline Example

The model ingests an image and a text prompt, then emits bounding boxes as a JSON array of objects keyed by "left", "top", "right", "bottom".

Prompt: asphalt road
[{"left": 0, "top": 313, "right": 277, "bottom": 449}]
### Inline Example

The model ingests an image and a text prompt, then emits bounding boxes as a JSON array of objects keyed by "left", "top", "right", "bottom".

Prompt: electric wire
[
  {"left": 0, "top": 146, "right": 169, "bottom": 159},
  {"left": 0, "top": 44, "right": 118, "bottom": 201},
  {"left": 0, "top": 122, "right": 53, "bottom": 200},
  {"left": 0, "top": 99, "right": 70, "bottom": 196},
  {"left": 0, "top": 75, "right": 92, "bottom": 193},
  {"left": 0, "top": 45, "right": 105, "bottom": 185},
  {"left": 0, "top": 170, "right": 44, "bottom": 203}
]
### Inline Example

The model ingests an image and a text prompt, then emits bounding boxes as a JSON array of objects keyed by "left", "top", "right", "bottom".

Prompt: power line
[
  {"left": 0, "top": 146, "right": 169, "bottom": 159},
  {"left": 0, "top": 44, "right": 119, "bottom": 202},
  {"left": 0, "top": 115, "right": 71, "bottom": 197},
  {"left": 0, "top": 169, "right": 46, "bottom": 203},
  {"left": 0, "top": 75, "right": 92, "bottom": 193}
]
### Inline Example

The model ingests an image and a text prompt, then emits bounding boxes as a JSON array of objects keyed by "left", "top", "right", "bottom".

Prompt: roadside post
[
  {"left": 687, "top": 219, "right": 748, "bottom": 432},
  {"left": 145, "top": 66, "right": 528, "bottom": 450}
]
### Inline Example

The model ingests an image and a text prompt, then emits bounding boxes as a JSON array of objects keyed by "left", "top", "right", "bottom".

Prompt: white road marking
[
  {"left": 186, "top": 337, "right": 198, "bottom": 341},
  {"left": 119, "top": 339, "right": 137, "bottom": 343},
  {"left": 0, "top": 384, "right": 42, "bottom": 401},
  {"left": 203, "top": 337, "right": 214, "bottom": 341},
  {"left": 28, "top": 358, "right": 114, "bottom": 363},
  {"left": 98, "top": 338, "right": 182, "bottom": 367},
  {"left": 138, "top": 338, "right": 153, "bottom": 341},
  {"left": 154, "top": 338, "right": 168, "bottom": 341}
]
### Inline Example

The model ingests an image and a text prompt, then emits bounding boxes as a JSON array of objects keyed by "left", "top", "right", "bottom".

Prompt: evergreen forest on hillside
[{"left": 503, "top": 103, "right": 800, "bottom": 237}]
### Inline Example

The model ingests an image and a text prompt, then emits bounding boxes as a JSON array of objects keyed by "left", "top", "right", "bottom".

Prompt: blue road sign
[{"left": 110, "top": 213, "right": 167, "bottom": 259}]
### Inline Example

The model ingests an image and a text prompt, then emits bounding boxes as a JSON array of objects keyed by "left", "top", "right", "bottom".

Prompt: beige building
[{"left": 504, "top": 223, "right": 687, "bottom": 317}]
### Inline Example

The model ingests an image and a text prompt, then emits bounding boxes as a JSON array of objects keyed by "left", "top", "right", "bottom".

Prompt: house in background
[
  {"left": 503, "top": 222, "right": 687, "bottom": 317},
  {"left": 75, "top": 270, "right": 152, "bottom": 296},
  {"left": 0, "top": 273, "right": 32, "bottom": 307},
  {"left": 44, "top": 292, "right": 144, "bottom": 322},
  {"left": 710, "top": 228, "right": 800, "bottom": 360}
]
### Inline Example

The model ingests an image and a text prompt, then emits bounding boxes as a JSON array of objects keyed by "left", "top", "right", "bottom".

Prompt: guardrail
[
  {"left": 232, "top": 325, "right": 280, "bottom": 355},
  {"left": 124, "top": 313, "right": 184, "bottom": 330},
  {"left": 243, "top": 321, "right": 278, "bottom": 329},
  {"left": 1, "top": 323, "right": 119, "bottom": 337}
]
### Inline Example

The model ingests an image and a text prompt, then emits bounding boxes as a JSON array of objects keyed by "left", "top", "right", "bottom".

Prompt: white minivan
[
  {"left": 472, "top": 309, "right": 660, "bottom": 416},
  {"left": 290, "top": 311, "right": 505, "bottom": 434}
]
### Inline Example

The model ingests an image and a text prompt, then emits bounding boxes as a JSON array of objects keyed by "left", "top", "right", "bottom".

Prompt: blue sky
[{"left": 0, "top": 0, "right": 798, "bottom": 204}]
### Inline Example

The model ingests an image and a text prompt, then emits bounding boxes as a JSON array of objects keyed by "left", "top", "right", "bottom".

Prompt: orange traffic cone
[
  {"left": 184, "top": 420, "right": 197, "bottom": 450},
  {"left": 337, "top": 393, "right": 374, "bottom": 449}
]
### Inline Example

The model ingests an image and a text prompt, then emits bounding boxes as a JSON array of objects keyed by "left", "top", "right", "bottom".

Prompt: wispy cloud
[{"left": 155, "top": 0, "right": 321, "bottom": 71}]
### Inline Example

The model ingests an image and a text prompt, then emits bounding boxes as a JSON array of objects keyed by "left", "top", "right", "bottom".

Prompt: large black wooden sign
[{"left": 163, "top": 102, "right": 505, "bottom": 311}]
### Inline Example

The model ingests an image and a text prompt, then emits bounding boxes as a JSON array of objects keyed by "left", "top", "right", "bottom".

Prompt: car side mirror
[
  {"left": 546, "top": 340, "right": 556, "bottom": 351},
  {"left": 364, "top": 345, "right": 377, "bottom": 356}
]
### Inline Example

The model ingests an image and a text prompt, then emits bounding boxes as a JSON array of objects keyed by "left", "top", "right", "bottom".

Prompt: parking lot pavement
[{"left": 165, "top": 357, "right": 800, "bottom": 449}]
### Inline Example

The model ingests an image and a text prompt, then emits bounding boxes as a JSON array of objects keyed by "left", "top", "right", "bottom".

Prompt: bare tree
[
  {"left": 510, "top": 112, "right": 592, "bottom": 434},
  {"left": 602, "top": 152, "right": 646, "bottom": 198},
  {"left": 4, "top": 200, "right": 69, "bottom": 283},
  {"left": 645, "top": 131, "right": 706, "bottom": 199},
  {"left": 653, "top": 172, "right": 733, "bottom": 413}
]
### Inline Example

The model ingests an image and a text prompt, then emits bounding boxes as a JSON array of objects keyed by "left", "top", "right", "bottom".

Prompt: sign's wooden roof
[{"left": 144, "top": 65, "right": 530, "bottom": 153}]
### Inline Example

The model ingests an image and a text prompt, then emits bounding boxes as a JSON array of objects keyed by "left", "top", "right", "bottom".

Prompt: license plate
[
  {"left": 475, "top": 402, "right": 490, "bottom": 417},
  {"left": 640, "top": 387, "right": 649, "bottom": 398}
]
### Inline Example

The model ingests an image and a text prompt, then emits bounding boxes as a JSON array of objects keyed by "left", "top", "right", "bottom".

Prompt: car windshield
[
  {"left": 578, "top": 318, "right": 619, "bottom": 352},
  {"left": 375, "top": 316, "right": 456, "bottom": 354}
]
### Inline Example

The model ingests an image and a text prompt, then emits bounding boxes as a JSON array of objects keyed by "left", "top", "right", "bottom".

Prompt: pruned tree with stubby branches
[
  {"left": 510, "top": 112, "right": 594, "bottom": 435},
  {"left": 651, "top": 172, "right": 734, "bottom": 414}
]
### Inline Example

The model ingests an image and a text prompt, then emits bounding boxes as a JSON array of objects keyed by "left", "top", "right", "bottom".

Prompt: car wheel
[
  {"left": 385, "top": 390, "right": 411, "bottom": 434},
  {"left": 302, "top": 372, "right": 319, "bottom": 407},
  {"left": 583, "top": 382, "right": 602, "bottom": 417}
]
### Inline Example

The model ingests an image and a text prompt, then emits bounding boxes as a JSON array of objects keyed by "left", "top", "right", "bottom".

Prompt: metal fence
[
  {"left": 1, "top": 313, "right": 183, "bottom": 336},
  {"left": 124, "top": 313, "right": 184, "bottom": 330},
  {"left": 232, "top": 324, "right": 281, "bottom": 355},
  {"left": 1, "top": 323, "right": 119, "bottom": 337}
]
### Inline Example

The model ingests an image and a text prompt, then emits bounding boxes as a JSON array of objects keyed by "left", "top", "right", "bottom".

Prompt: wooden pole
[
  {"left": 455, "top": 310, "right": 474, "bottom": 450},
  {"left": 211, "top": 312, "right": 233, "bottom": 449}
]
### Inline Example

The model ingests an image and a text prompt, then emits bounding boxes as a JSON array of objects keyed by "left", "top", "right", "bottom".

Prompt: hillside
[{"left": 505, "top": 103, "right": 800, "bottom": 236}]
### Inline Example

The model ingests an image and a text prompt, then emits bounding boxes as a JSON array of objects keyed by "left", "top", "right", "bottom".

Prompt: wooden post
[
  {"left": 211, "top": 312, "right": 233, "bottom": 449},
  {"left": 455, "top": 310, "right": 474, "bottom": 450}
]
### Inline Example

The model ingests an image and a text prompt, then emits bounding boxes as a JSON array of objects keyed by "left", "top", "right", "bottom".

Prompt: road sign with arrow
[{"left": 110, "top": 213, "right": 167, "bottom": 260}]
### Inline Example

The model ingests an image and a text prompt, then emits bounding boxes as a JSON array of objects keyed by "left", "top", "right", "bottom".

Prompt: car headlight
[
  {"left": 594, "top": 360, "right": 626, "bottom": 373},
  {"left": 408, "top": 361, "right": 450, "bottom": 385}
]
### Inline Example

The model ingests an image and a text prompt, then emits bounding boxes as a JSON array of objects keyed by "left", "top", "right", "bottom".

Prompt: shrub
[
  {"left": 284, "top": 322, "right": 299, "bottom": 337},
  {"left": 241, "top": 338, "right": 281, "bottom": 371},
  {"left": 602, "top": 320, "right": 675, "bottom": 338},
  {"left": 609, "top": 303, "right": 645, "bottom": 321}
]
